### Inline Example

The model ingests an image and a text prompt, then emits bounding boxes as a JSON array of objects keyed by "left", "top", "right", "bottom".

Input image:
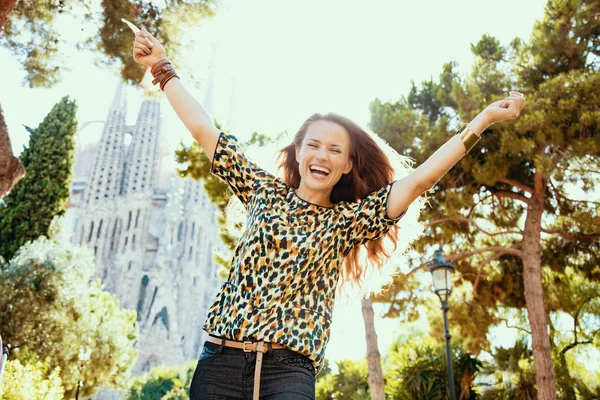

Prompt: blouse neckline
[{"left": 289, "top": 187, "right": 335, "bottom": 210}]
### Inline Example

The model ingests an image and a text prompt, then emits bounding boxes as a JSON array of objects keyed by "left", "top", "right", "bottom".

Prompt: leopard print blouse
[{"left": 202, "top": 132, "right": 404, "bottom": 373}]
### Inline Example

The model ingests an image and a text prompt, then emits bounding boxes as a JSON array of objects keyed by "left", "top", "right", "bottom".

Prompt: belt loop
[
  {"left": 218, "top": 337, "right": 225, "bottom": 354},
  {"left": 268, "top": 342, "right": 274, "bottom": 352}
]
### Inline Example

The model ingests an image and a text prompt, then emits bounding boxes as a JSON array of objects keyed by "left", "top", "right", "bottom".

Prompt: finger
[
  {"left": 141, "top": 26, "right": 158, "bottom": 46},
  {"left": 134, "top": 41, "right": 152, "bottom": 55},
  {"left": 133, "top": 47, "right": 147, "bottom": 59},
  {"left": 509, "top": 91, "right": 525, "bottom": 100},
  {"left": 135, "top": 36, "right": 152, "bottom": 51},
  {"left": 505, "top": 100, "right": 520, "bottom": 118}
]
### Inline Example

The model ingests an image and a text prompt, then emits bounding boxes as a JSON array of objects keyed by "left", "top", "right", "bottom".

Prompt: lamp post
[{"left": 426, "top": 249, "right": 457, "bottom": 400}]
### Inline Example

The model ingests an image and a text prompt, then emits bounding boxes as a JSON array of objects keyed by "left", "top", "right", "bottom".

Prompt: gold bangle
[{"left": 457, "top": 127, "right": 481, "bottom": 154}]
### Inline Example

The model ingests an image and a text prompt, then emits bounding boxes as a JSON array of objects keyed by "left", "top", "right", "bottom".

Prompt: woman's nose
[{"left": 316, "top": 149, "right": 329, "bottom": 161}]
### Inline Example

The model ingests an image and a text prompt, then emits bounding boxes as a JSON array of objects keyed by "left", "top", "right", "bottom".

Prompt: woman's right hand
[{"left": 133, "top": 27, "right": 167, "bottom": 69}]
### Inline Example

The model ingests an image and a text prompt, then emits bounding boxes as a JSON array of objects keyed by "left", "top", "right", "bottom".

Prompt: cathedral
[{"left": 67, "top": 83, "right": 223, "bottom": 377}]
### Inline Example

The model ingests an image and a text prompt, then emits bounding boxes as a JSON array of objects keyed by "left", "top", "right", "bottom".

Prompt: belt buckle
[{"left": 243, "top": 341, "right": 253, "bottom": 352}]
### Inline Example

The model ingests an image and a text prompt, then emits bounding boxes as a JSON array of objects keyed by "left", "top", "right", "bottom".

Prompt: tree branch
[
  {"left": 405, "top": 246, "right": 523, "bottom": 288},
  {"left": 468, "top": 192, "right": 495, "bottom": 218},
  {"left": 497, "top": 176, "right": 534, "bottom": 195},
  {"left": 540, "top": 228, "right": 600, "bottom": 241},
  {"left": 549, "top": 179, "right": 600, "bottom": 205},
  {"left": 492, "top": 194, "right": 525, "bottom": 233},
  {"left": 561, "top": 340, "right": 593, "bottom": 355},
  {"left": 427, "top": 216, "right": 523, "bottom": 238},
  {"left": 494, "top": 191, "right": 531, "bottom": 204},
  {"left": 473, "top": 250, "right": 512, "bottom": 296},
  {"left": 445, "top": 246, "right": 524, "bottom": 261},
  {"left": 503, "top": 319, "right": 532, "bottom": 335}
]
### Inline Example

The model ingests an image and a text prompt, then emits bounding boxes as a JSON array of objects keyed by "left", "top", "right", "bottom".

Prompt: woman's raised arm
[
  {"left": 133, "top": 27, "right": 220, "bottom": 161},
  {"left": 386, "top": 92, "right": 526, "bottom": 219}
]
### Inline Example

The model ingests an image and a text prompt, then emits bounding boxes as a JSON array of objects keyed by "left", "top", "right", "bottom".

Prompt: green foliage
[
  {"left": 480, "top": 339, "right": 537, "bottom": 400},
  {"left": 385, "top": 337, "right": 481, "bottom": 400},
  {"left": 0, "top": 231, "right": 139, "bottom": 398},
  {"left": 0, "top": 359, "right": 64, "bottom": 400},
  {"left": 98, "top": 0, "right": 217, "bottom": 85},
  {"left": 0, "top": 96, "right": 77, "bottom": 261},
  {"left": 370, "top": 0, "right": 599, "bottom": 373},
  {"left": 1, "top": 0, "right": 218, "bottom": 87},
  {"left": 315, "top": 336, "right": 482, "bottom": 400},
  {"left": 316, "top": 359, "right": 370, "bottom": 400},
  {"left": 516, "top": 0, "right": 599, "bottom": 88},
  {"left": 0, "top": 0, "right": 85, "bottom": 87},
  {"left": 126, "top": 361, "right": 196, "bottom": 400}
]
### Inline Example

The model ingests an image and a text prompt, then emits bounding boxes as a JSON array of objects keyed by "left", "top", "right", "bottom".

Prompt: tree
[
  {"left": 0, "top": 96, "right": 78, "bottom": 261},
  {"left": 0, "top": 231, "right": 139, "bottom": 398},
  {"left": 0, "top": 0, "right": 217, "bottom": 206},
  {"left": 0, "top": 358, "right": 64, "bottom": 400},
  {"left": 314, "top": 335, "right": 482, "bottom": 400},
  {"left": 369, "top": 1, "right": 599, "bottom": 397},
  {"left": 361, "top": 295, "right": 386, "bottom": 400},
  {"left": 0, "top": 0, "right": 217, "bottom": 87},
  {"left": 385, "top": 336, "right": 481, "bottom": 400},
  {"left": 316, "top": 359, "right": 371, "bottom": 400},
  {"left": 126, "top": 361, "right": 196, "bottom": 400}
]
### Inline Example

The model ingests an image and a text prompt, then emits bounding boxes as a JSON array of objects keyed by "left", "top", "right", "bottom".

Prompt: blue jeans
[{"left": 189, "top": 340, "right": 316, "bottom": 399}]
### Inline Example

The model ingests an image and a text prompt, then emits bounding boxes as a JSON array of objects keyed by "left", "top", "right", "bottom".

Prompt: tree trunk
[
  {"left": 0, "top": 0, "right": 17, "bottom": 33},
  {"left": 361, "top": 295, "right": 386, "bottom": 400},
  {"left": 522, "top": 176, "right": 557, "bottom": 400},
  {"left": 0, "top": 103, "right": 25, "bottom": 199}
]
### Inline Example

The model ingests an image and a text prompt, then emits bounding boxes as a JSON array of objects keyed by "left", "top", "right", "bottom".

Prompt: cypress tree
[{"left": 0, "top": 96, "right": 78, "bottom": 261}]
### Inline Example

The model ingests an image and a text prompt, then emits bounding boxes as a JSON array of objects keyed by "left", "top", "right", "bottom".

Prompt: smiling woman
[{"left": 131, "top": 24, "right": 525, "bottom": 400}]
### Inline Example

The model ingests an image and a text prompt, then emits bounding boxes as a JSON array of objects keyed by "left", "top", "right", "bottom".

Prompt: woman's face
[{"left": 295, "top": 120, "right": 353, "bottom": 192}]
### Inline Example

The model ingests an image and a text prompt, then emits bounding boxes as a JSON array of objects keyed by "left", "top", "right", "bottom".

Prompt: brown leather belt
[{"left": 206, "top": 336, "right": 287, "bottom": 400}]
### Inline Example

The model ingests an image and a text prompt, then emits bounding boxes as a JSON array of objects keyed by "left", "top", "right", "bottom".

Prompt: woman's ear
[
  {"left": 295, "top": 146, "right": 300, "bottom": 163},
  {"left": 344, "top": 159, "right": 353, "bottom": 174}
]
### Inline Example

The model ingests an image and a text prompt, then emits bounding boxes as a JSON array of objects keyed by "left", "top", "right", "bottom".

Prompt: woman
[{"left": 132, "top": 27, "right": 525, "bottom": 400}]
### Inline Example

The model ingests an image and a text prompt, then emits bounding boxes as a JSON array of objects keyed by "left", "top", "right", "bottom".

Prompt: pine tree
[
  {"left": 369, "top": 1, "right": 599, "bottom": 397},
  {"left": 0, "top": 96, "right": 78, "bottom": 261}
]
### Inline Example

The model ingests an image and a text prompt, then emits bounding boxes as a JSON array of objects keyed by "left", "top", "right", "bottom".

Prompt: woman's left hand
[{"left": 483, "top": 91, "right": 526, "bottom": 125}]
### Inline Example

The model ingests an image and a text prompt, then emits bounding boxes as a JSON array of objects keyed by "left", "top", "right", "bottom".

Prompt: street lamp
[{"left": 426, "top": 249, "right": 457, "bottom": 400}]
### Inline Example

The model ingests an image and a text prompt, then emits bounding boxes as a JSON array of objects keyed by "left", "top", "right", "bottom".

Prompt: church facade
[{"left": 68, "top": 84, "right": 223, "bottom": 376}]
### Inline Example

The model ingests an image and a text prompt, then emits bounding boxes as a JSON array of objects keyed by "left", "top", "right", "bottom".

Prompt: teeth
[{"left": 311, "top": 165, "right": 330, "bottom": 174}]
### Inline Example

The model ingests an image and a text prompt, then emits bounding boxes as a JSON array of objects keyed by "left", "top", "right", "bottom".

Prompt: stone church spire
[{"left": 82, "top": 82, "right": 127, "bottom": 208}]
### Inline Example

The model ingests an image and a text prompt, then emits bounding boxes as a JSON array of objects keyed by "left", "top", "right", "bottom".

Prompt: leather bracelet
[
  {"left": 151, "top": 63, "right": 175, "bottom": 86},
  {"left": 456, "top": 126, "right": 481, "bottom": 154},
  {"left": 150, "top": 59, "right": 180, "bottom": 91},
  {"left": 151, "top": 59, "right": 171, "bottom": 76},
  {"left": 160, "top": 72, "right": 179, "bottom": 91}
]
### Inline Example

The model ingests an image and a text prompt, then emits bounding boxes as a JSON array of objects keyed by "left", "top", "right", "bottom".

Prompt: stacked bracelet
[
  {"left": 456, "top": 126, "right": 481, "bottom": 154},
  {"left": 151, "top": 59, "right": 180, "bottom": 91}
]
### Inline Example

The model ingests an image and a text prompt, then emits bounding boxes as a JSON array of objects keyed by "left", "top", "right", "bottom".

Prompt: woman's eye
[
  {"left": 308, "top": 144, "right": 317, "bottom": 148},
  {"left": 332, "top": 149, "right": 341, "bottom": 154}
]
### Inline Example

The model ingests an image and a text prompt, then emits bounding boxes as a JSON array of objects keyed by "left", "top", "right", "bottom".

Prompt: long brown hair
[{"left": 277, "top": 113, "right": 400, "bottom": 288}]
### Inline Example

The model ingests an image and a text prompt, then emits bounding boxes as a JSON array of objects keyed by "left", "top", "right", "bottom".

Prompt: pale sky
[{"left": 1, "top": 0, "right": 550, "bottom": 364}]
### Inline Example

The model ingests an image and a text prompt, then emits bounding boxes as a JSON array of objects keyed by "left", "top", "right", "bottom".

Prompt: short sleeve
[
  {"left": 345, "top": 181, "right": 406, "bottom": 247},
  {"left": 210, "top": 132, "right": 268, "bottom": 206}
]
